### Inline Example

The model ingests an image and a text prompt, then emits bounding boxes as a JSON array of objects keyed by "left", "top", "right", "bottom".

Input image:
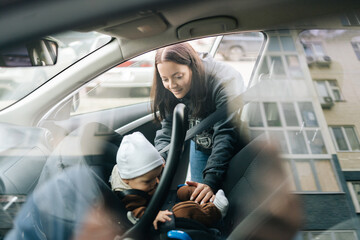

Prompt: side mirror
[{"left": 0, "top": 38, "right": 58, "bottom": 67}]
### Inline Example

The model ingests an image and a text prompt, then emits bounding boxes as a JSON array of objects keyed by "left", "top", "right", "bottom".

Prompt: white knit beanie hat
[{"left": 116, "top": 132, "right": 164, "bottom": 179}]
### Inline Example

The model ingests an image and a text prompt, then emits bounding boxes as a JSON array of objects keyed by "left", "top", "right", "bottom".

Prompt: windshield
[{"left": 0, "top": 31, "right": 111, "bottom": 110}]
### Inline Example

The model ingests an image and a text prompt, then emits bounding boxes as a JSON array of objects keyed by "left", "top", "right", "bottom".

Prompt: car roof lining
[
  {"left": 79, "top": 0, "right": 360, "bottom": 61},
  {"left": 2, "top": 0, "right": 360, "bottom": 51},
  {"left": 89, "top": 0, "right": 360, "bottom": 37}
]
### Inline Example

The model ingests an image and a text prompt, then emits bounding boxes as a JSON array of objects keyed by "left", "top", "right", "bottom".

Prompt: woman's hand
[
  {"left": 186, "top": 181, "right": 215, "bottom": 204},
  {"left": 153, "top": 210, "right": 173, "bottom": 230}
]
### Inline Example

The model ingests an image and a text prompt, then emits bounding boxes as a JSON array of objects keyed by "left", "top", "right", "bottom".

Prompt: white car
[{"left": 86, "top": 51, "right": 155, "bottom": 97}]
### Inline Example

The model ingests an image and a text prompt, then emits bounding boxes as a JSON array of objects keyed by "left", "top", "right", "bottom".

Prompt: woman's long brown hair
[{"left": 150, "top": 43, "right": 209, "bottom": 122}]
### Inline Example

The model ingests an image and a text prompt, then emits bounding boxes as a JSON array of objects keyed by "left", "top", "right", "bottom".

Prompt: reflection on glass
[
  {"left": 278, "top": 29, "right": 290, "bottom": 34},
  {"left": 351, "top": 41, "right": 360, "bottom": 60},
  {"left": 298, "top": 102, "right": 318, "bottom": 127},
  {"left": 283, "top": 160, "right": 297, "bottom": 191},
  {"left": 303, "top": 43, "right": 314, "bottom": 57},
  {"left": 306, "top": 130, "right": 327, "bottom": 154},
  {"left": 311, "top": 232, "right": 332, "bottom": 240},
  {"left": 313, "top": 43, "right": 326, "bottom": 57},
  {"left": 295, "top": 160, "right": 317, "bottom": 191},
  {"left": 328, "top": 80, "right": 337, "bottom": 87},
  {"left": 301, "top": 232, "right": 310, "bottom": 240},
  {"left": 268, "top": 36, "right": 281, "bottom": 51},
  {"left": 249, "top": 130, "right": 264, "bottom": 140},
  {"left": 332, "top": 127, "right": 349, "bottom": 151},
  {"left": 282, "top": 103, "right": 299, "bottom": 126},
  {"left": 315, "top": 81, "right": 329, "bottom": 97},
  {"left": 0, "top": 31, "right": 111, "bottom": 111},
  {"left": 334, "top": 232, "right": 357, "bottom": 240},
  {"left": 259, "top": 59, "right": 269, "bottom": 76},
  {"left": 248, "top": 102, "right": 263, "bottom": 127},
  {"left": 286, "top": 55, "right": 303, "bottom": 78},
  {"left": 264, "top": 102, "right": 281, "bottom": 127},
  {"left": 315, "top": 160, "right": 340, "bottom": 192},
  {"left": 269, "top": 131, "right": 288, "bottom": 153},
  {"left": 344, "top": 127, "right": 360, "bottom": 151},
  {"left": 333, "top": 89, "right": 341, "bottom": 101},
  {"left": 351, "top": 182, "right": 360, "bottom": 206},
  {"left": 270, "top": 56, "right": 286, "bottom": 76},
  {"left": 280, "top": 36, "right": 296, "bottom": 51},
  {"left": 288, "top": 131, "right": 308, "bottom": 154}
]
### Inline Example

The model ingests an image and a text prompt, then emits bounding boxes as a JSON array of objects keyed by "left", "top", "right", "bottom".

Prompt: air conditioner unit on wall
[
  {"left": 316, "top": 55, "right": 332, "bottom": 67},
  {"left": 306, "top": 56, "right": 316, "bottom": 67},
  {"left": 320, "top": 96, "right": 334, "bottom": 109}
]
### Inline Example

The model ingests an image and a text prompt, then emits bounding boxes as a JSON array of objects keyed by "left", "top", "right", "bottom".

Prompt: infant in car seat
[{"left": 109, "top": 131, "right": 229, "bottom": 229}]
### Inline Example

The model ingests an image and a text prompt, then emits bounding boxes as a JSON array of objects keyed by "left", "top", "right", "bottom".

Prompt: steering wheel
[{"left": 120, "top": 103, "right": 188, "bottom": 239}]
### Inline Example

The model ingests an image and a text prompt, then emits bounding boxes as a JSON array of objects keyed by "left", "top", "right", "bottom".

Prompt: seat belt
[{"left": 159, "top": 95, "right": 242, "bottom": 154}]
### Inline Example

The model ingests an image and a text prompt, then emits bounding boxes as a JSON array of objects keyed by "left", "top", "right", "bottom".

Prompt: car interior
[{"left": 1, "top": 0, "right": 360, "bottom": 239}]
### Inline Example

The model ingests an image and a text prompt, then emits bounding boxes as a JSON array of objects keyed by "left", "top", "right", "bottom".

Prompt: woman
[{"left": 151, "top": 42, "right": 244, "bottom": 204}]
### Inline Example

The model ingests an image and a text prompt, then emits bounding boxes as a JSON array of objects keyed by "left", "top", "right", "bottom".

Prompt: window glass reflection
[
  {"left": 344, "top": 127, "right": 360, "bottom": 151},
  {"left": 315, "top": 160, "right": 340, "bottom": 192},
  {"left": 268, "top": 36, "right": 281, "bottom": 51},
  {"left": 334, "top": 232, "right": 357, "bottom": 240},
  {"left": 298, "top": 102, "right": 318, "bottom": 127},
  {"left": 288, "top": 131, "right": 308, "bottom": 154},
  {"left": 269, "top": 131, "right": 288, "bottom": 153},
  {"left": 295, "top": 160, "right": 317, "bottom": 191},
  {"left": 247, "top": 102, "right": 263, "bottom": 127},
  {"left": 280, "top": 36, "right": 296, "bottom": 51},
  {"left": 264, "top": 102, "right": 281, "bottom": 127},
  {"left": 286, "top": 55, "right": 303, "bottom": 78},
  {"left": 332, "top": 127, "right": 349, "bottom": 151},
  {"left": 282, "top": 102, "right": 299, "bottom": 126},
  {"left": 306, "top": 130, "right": 327, "bottom": 154},
  {"left": 270, "top": 56, "right": 286, "bottom": 76}
]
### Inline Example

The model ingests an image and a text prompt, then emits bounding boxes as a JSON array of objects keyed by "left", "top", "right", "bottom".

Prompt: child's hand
[{"left": 153, "top": 210, "right": 173, "bottom": 230}]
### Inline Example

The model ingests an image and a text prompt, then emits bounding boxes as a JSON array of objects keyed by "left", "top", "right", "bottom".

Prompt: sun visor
[
  {"left": 177, "top": 16, "right": 238, "bottom": 40},
  {"left": 103, "top": 14, "right": 168, "bottom": 39}
]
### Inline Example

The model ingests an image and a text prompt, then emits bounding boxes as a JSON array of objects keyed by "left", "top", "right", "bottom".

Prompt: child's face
[{"left": 124, "top": 166, "right": 163, "bottom": 193}]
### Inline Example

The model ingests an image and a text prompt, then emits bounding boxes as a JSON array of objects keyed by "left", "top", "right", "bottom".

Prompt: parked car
[
  {"left": 0, "top": 0, "right": 360, "bottom": 240},
  {"left": 86, "top": 51, "right": 155, "bottom": 97}
]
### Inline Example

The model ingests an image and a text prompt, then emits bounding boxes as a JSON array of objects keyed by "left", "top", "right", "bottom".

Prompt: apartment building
[{"left": 244, "top": 28, "right": 360, "bottom": 239}]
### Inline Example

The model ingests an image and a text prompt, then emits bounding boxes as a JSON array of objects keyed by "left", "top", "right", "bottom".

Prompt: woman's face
[{"left": 157, "top": 61, "right": 192, "bottom": 99}]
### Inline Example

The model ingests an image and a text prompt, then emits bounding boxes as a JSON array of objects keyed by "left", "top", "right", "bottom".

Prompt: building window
[
  {"left": 244, "top": 101, "right": 341, "bottom": 193},
  {"left": 268, "top": 35, "right": 296, "bottom": 52},
  {"left": 347, "top": 181, "right": 360, "bottom": 212},
  {"left": 315, "top": 80, "right": 344, "bottom": 103},
  {"left": 245, "top": 101, "right": 327, "bottom": 155},
  {"left": 264, "top": 102, "right": 281, "bottom": 127},
  {"left": 284, "top": 159, "right": 340, "bottom": 192},
  {"left": 260, "top": 31, "right": 304, "bottom": 80},
  {"left": 329, "top": 126, "right": 360, "bottom": 151},
  {"left": 298, "top": 231, "right": 357, "bottom": 240},
  {"left": 301, "top": 41, "right": 331, "bottom": 68},
  {"left": 351, "top": 41, "right": 360, "bottom": 60},
  {"left": 303, "top": 42, "right": 326, "bottom": 57}
]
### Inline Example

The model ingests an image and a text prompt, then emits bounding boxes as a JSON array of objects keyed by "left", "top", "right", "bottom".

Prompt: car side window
[
  {"left": 213, "top": 32, "right": 264, "bottom": 88},
  {"left": 72, "top": 33, "right": 264, "bottom": 115},
  {"left": 71, "top": 37, "right": 217, "bottom": 115},
  {"left": 72, "top": 51, "right": 155, "bottom": 115}
]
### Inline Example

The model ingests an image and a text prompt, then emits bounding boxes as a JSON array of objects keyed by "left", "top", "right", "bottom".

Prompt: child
[{"left": 110, "top": 132, "right": 228, "bottom": 230}]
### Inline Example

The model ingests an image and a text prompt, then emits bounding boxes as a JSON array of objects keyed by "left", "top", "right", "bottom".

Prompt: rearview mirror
[{"left": 0, "top": 39, "right": 58, "bottom": 67}]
